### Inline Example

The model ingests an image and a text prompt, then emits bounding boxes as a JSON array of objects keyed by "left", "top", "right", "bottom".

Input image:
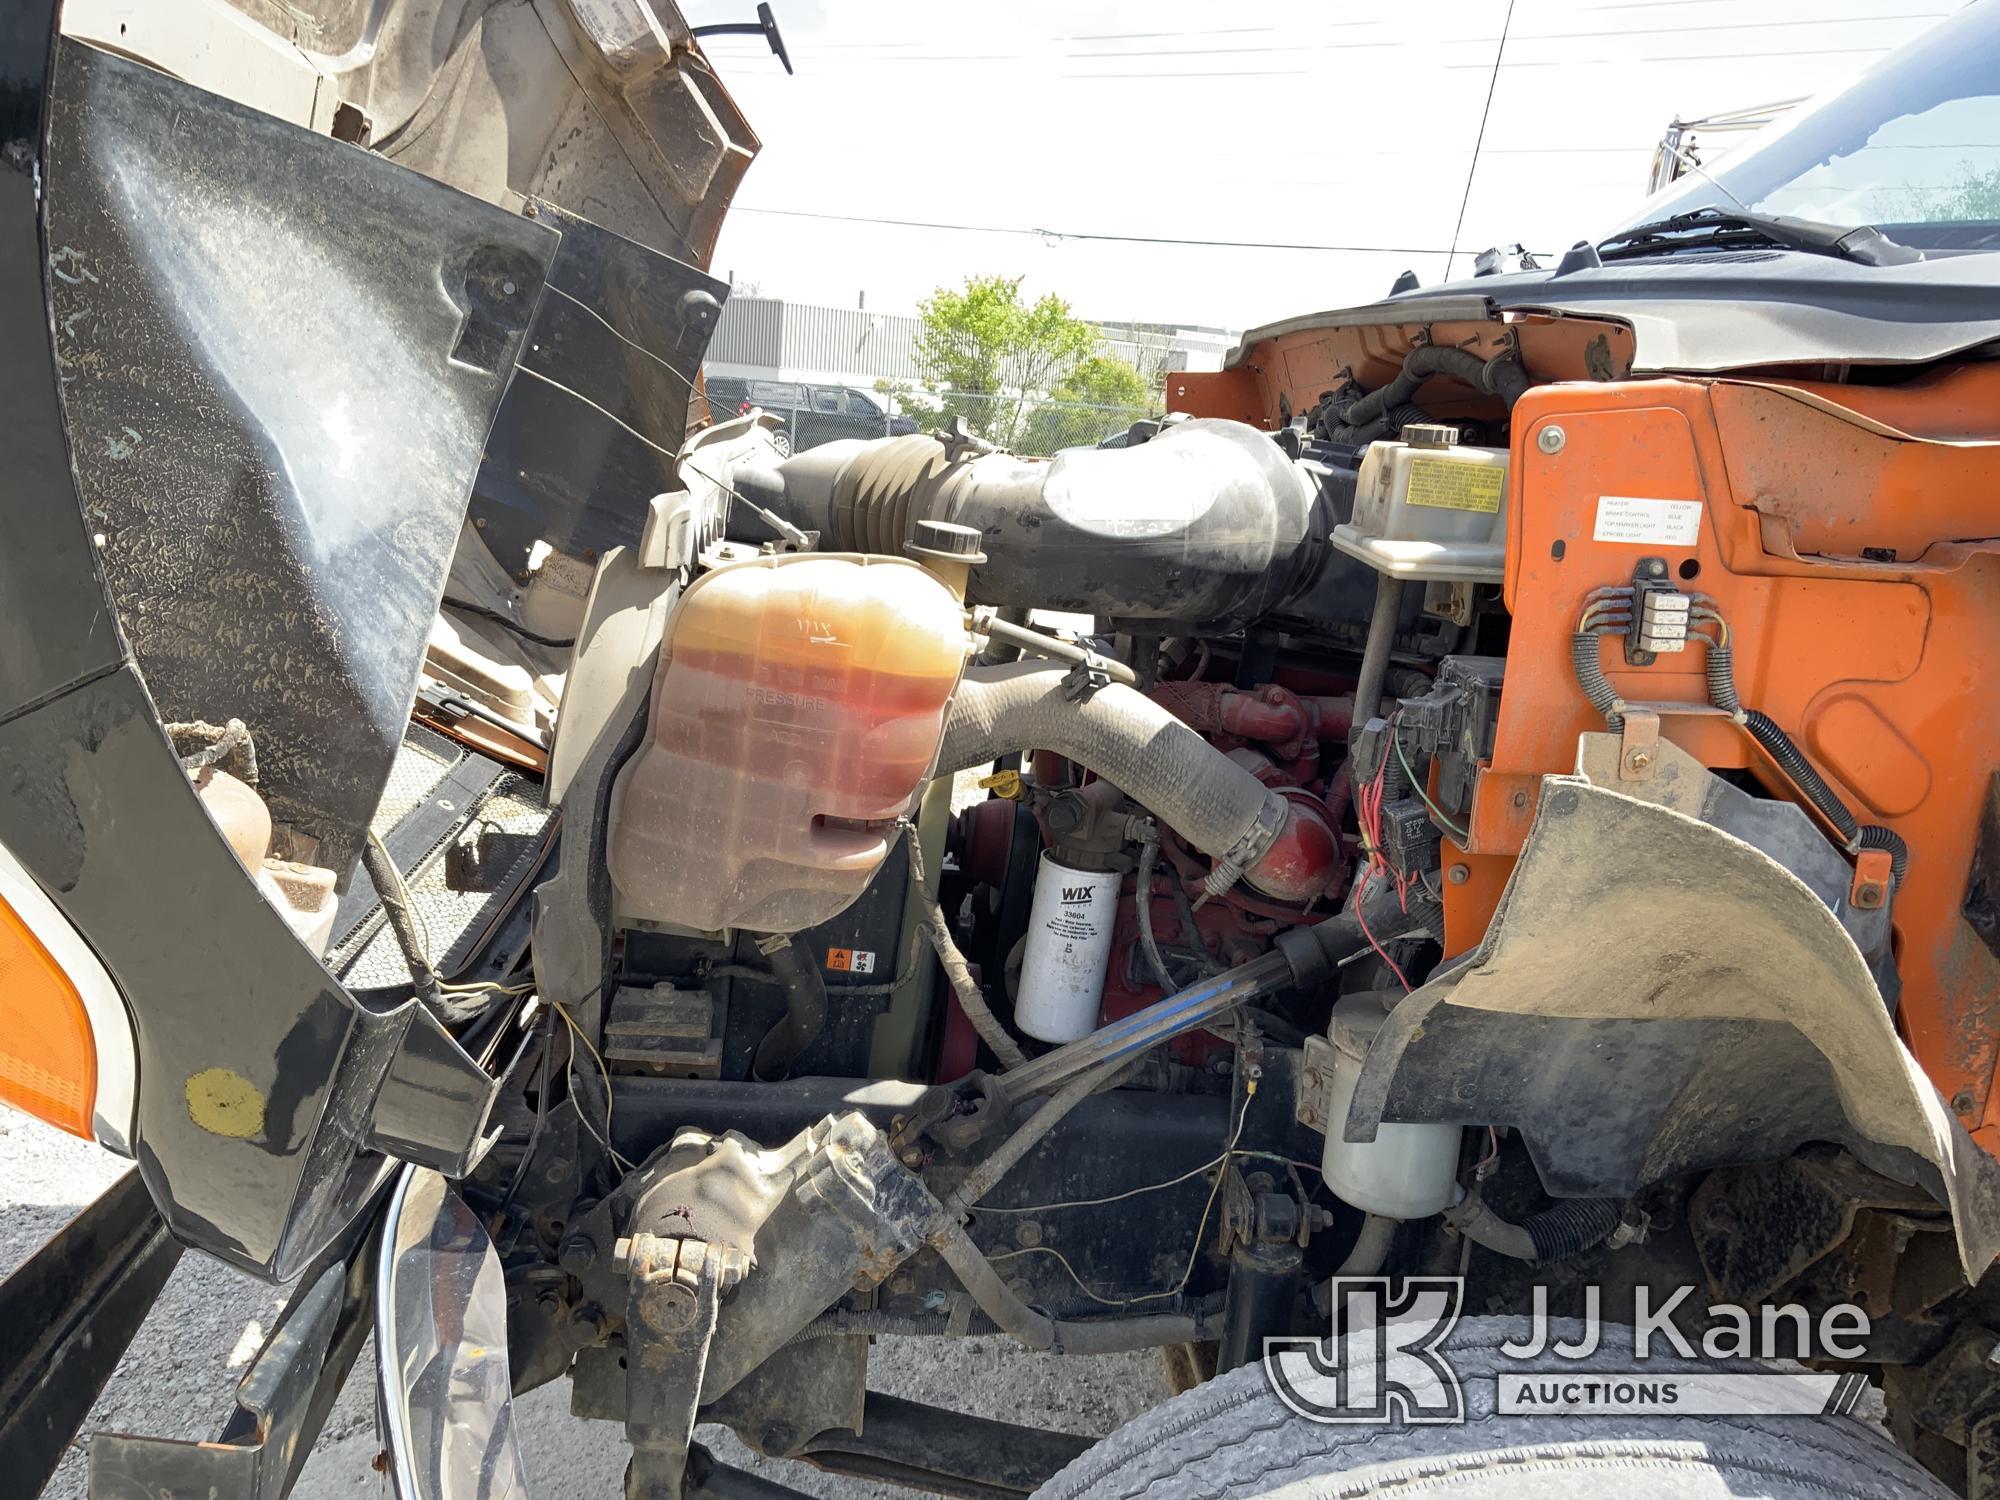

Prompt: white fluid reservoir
[
  {"left": 1014, "top": 854, "right": 1121, "bottom": 1042},
  {"left": 1321, "top": 992, "right": 1462, "bottom": 1219}
]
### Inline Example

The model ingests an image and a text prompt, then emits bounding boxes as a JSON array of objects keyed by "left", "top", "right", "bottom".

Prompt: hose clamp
[
  {"left": 1208, "top": 796, "right": 1289, "bottom": 901},
  {"left": 1060, "top": 655, "right": 1112, "bottom": 702}
]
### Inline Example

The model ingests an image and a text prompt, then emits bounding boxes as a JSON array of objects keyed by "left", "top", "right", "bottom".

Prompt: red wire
[
  {"left": 1355, "top": 872, "right": 1412, "bottom": 994},
  {"left": 1349, "top": 738, "right": 1413, "bottom": 992}
]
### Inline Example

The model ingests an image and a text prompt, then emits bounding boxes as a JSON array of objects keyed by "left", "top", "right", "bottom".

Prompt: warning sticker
[
  {"left": 1594, "top": 495, "right": 1703, "bottom": 546},
  {"left": 827, "top": 948, "right": 877, "bottom": 974},
  {"left": 1406, "top": 458, "right": 1504, "bottom": 514}
]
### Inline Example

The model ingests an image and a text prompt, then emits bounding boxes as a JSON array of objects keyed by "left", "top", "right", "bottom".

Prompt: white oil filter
[{"left": 1014, "top": 853, "right": 1120, "bottom": 1042}]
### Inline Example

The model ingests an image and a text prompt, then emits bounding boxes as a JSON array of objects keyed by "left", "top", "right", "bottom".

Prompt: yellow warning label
[{"left": 1407, "top": 458, "right": 1504, "bottom": 514}]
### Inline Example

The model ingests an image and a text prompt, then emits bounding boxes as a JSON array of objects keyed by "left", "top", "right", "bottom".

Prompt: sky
[{"left": 676, "top": 0, "right": 1959, "bottom": 332}]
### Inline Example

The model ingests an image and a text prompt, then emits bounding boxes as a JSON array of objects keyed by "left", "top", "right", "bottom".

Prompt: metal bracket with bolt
[{"left": 617, "top": 1234, "right": 748, "bottom": 1500}]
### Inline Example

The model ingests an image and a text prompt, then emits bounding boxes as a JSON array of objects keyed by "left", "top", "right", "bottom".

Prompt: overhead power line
[
  {"left": 1439, "top": 43, "right": 1894, "bottom": 68},
  {"left": 729, "top": 205, "right": 1457, "bottom": 256},
  {"left": 1056, "top": 11, "right": 1943, "bottom": 58},
  {"left": 1066, "top": 69, "right": 1311, "bottom": 79},
  {"left": 1061, "top": 26, "right": 1280, "bottom": 42},
  {"left": 704, "top": 11, "right": 1939, "bottom": 66},
  {"left": 1445, "top": 0, "right": 1517, "bottom": 282}
]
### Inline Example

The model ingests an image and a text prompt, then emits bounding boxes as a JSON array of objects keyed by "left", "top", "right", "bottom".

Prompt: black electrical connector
[
  {"left": 1396, "top": 656, "right": 1505, "bottom": 820},
  {"left": 1349, "top": 716, "right": 1406, "bottom": 799},
  {"left": 1378, "top": 796, "right": 1443, "bottom": 875}
]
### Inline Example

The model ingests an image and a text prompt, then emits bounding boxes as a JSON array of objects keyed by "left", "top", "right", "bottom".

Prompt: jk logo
[{"left": 1264, "top": 1277, "right": 1466, "bottom": 1425}]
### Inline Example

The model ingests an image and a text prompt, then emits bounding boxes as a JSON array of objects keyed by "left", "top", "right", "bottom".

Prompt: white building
[{"left": 703, "top": 297, "right": 1236, "bottom": 389}]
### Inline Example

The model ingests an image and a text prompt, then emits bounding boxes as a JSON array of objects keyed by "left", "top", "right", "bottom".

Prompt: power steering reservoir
[{"left": 1320, "top": 991, "right": 1461, "bottom": 1218}]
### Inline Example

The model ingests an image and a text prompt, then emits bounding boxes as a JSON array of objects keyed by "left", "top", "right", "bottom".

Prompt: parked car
[{"left": 704, "top": 376, "right": 917, "bottom": 456}]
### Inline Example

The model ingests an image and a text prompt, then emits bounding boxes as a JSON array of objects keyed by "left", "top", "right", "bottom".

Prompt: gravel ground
[{"left": 3, "top": 1113, "right": 1167, "bottom": 1499}]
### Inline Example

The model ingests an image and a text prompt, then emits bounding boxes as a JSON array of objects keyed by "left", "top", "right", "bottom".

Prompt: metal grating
[
  {"left": 370, "top": 725, "right": 460, "bottom": 833},
  {"left": 335, "top": 772, "right": 553, "bottom": 989}
]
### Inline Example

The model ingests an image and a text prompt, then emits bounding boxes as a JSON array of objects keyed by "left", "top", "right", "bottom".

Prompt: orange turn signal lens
[{"left": 0, "top": 893, "right": 97, "bottom": 1138}]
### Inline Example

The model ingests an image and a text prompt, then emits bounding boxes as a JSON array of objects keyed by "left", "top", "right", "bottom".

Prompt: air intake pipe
[
  {"left": 937, "top": 662, "right": 1339, "bottom": 906},
  {"left": 733, "top": 419, "right": 1326, "bottom": 631}
]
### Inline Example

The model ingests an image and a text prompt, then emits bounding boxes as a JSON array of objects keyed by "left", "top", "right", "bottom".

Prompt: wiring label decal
[
  {"left": 1594, "top": 496, "right": 1703, "bottom": 546},
  {"left": 1407, "top": 458, "right": 1504, "bottom": 513}
]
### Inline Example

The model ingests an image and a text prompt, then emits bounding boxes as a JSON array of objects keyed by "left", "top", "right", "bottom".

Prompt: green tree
[
  {"left": 1021, "top": 353, "right": 1156, "bottom": 455},
  {"left": 899, "top": 275, "right": 1097, "bottom": 449},
  {"left": 1931, "top": 163, "right": 2000, "bottom": 221},
  {"left": 1060, "top": 354, "right": 1151, "bottom": 408}
]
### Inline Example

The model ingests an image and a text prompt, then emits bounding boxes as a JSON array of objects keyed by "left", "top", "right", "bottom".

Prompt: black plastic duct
[{"left": 738, "top": 419, "right": 1326, "bottom": 631}]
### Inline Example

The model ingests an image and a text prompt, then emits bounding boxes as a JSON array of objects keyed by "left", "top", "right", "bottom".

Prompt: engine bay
[
  {"left": 413, "top": 329, "right": 2000, "bottom": 1492},
  {"left": 18, "top": 9, "right": 2000, "bottom": 1494}
]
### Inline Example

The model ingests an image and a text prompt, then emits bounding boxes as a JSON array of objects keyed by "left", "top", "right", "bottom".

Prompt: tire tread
[{"left": 1038, "top": 1317, "right": 1943, "bottom": 1500}]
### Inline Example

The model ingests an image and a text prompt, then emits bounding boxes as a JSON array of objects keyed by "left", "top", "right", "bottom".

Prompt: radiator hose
[
  {"left": 1318, "top": 345, "right": 1530, "bottom": 444},
  {"left": 938, "top": 661, "right": 1305, "bottom": 900},
  {"left": 749, "top": 935, "right": 828, "bottom": 1081}
]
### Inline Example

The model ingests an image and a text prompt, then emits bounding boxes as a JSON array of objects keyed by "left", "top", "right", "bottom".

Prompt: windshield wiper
[{"left": 1599, "top": 207, "right": 1922, "bottom": 267}]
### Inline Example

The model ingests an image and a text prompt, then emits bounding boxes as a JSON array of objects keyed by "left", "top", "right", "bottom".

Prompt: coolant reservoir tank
[{"left": 607, "top": 554, "right": 968, "bottom": 934}]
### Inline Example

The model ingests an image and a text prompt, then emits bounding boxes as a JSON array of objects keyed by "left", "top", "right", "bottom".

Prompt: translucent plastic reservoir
[
  {"left": 1320, "top": 991, "right": 1461, "bottom": 1218},
  {"left": 1331, "top": 428, "right": 1510, "bottom": 583},
  {"left": 608, "top": 554, "right": 968, "bottom": 934}
]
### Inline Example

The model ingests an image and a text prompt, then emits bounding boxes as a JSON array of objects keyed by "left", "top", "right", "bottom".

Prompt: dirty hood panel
[{"left": 46, "top": 38, "right": 557, "bottom": 879}]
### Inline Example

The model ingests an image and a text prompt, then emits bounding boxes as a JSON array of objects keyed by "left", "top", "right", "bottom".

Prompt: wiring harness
[{"left": 1571, "top": 586, "right": 1909, "bottom": 888}]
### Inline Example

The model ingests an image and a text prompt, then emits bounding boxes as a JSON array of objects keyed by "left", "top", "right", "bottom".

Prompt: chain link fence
[
  {"left": 736, "top": 387, "right": 1158, "bottom": 458},
  {"left": 889, "top": 389, "right": 1157, "bottom": 455}
]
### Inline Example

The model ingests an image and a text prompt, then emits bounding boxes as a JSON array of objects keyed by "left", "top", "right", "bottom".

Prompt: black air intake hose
[{"left": 739, "top": 419, "right": 1325, "bottom": 631}]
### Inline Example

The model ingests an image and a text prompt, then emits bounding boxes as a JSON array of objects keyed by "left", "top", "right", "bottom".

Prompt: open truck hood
[
  {"left": 1230, "top": 246, "right": 2000, "bottom": 380},
  {"left": 1, "top": 0, "right": 749, "bottom": 1277}
]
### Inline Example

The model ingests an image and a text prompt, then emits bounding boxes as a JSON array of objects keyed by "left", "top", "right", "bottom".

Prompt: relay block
[{"left": 1395, "top": 656, "right": 1505, "bottom": 824}]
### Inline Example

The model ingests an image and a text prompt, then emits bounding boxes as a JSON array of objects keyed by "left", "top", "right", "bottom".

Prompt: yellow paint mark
[{"left": 186, "top": 1067, "right": 265, "bottom": 1139}]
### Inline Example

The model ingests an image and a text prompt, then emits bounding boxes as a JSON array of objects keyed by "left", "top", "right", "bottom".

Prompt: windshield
[{"left": 1616, "top": 0, "right": 2000, "bottom": 251}]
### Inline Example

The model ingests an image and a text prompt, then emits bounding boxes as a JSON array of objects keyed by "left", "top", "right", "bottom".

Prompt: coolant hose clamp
[
  {"left": 1060, "top": 654, "right": 1113, "bottom": 702},
  {"left": 1205, "top": 796, "right": 1289, "bottom": 901}
]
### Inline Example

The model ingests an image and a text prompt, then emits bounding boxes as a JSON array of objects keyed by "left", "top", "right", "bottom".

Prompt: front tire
[{"left": 1039, "top": 1317, "right": 1942, "bottom": 1499}]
